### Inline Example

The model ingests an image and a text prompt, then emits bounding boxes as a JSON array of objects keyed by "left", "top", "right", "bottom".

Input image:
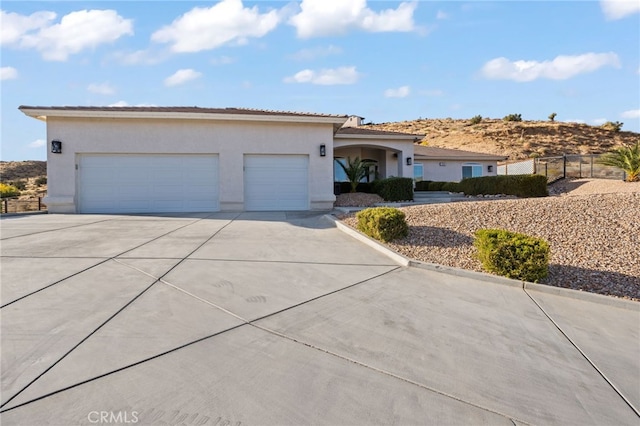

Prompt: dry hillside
[
  {"left": 364, "top": 118, "right": 639, "bottom": 160},
  {"left": 0, "top": 161, "right": 47, "bottom": 198}
]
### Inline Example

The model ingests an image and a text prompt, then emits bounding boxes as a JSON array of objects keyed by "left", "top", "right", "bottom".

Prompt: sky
[{"left": 1, "top": 0, "right": 639, "bottom": 161}]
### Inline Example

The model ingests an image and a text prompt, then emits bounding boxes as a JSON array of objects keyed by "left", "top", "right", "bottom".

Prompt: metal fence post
[
  {"left": 590, "top": 155, "right": 594, "bottom": 178},
  {"left": 563, "top": 154, "right": 567, "bottom": 179}
]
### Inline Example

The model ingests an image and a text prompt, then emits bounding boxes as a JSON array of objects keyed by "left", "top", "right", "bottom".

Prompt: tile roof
[
  {"left": 414, "top": 144, "right": 507, "bottom": 160},
  {"left": 18, "top": 105, "right": 348, "bottom": 119},
  {"left": 336, "top": 127, "right": 424, "bottom": 137}
]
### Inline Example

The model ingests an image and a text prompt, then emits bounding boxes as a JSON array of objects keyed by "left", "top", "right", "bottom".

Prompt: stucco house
[
  {"left": 19, "top": 106, "right": 505, "bottom": 214},
  {"left": 413, "top": 145, "right": 507, "bottom": 182}
]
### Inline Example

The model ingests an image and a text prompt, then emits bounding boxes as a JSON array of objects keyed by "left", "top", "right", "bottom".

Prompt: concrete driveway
[{"left": 1, "top": 212, "right": 638, "bottom": 425}]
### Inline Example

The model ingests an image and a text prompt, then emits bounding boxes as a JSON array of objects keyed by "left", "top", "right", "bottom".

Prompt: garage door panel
[
  {"left": 244, "top": 155, "right": 309, "bottom": 211},
  {"left": 79, "top": 154, "right": 219, "bottom": 213}
]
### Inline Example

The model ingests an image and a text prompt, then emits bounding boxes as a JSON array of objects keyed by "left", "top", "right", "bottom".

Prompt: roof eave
[
  {"left": 18, "top": 107, "right": 348, "bottom": 126},
  {"left": 335, "top": 133, "right": 425, "bottom": 141}
]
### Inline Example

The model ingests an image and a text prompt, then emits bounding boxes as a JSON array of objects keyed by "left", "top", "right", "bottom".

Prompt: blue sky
[{"left": 1, "top": 0, "right": 639, "bottom": 161}]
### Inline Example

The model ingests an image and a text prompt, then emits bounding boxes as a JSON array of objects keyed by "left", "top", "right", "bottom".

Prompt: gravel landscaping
[{"left": 339, "top": 179, "right": 640, "bottom": 301}]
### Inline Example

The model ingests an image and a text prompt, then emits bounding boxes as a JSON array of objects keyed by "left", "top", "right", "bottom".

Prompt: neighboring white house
[
  {"left": 19, "top": 106, "right": 506, "bottom": 213},
  {"left": 413, "top": 145, "right": 507, "bottom": 182}
]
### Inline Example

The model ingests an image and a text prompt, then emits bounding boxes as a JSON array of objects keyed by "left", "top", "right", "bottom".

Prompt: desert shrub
[
  {"left": 503, "top": 113, "right": 522, "bottom": 122},
  {"left": 427, "top": 181, "right": 447, "bottom": 191},
  {"left": 474, "top": 229, "right": 550, "bottom": 282},
  {"left": 470, "top": 115, "right": 482, "bottom": 125},
  {"left": 414, "top": 180, "right": 432, "bottom": 191},
  {"left": 548, "top": 112, "right": 557, "bottom": 122},
  {"left": 457, "top": 175, "right": 548, "bottom": 197},
  {"left": 441, "top": 182, "right": 460, "bottom": 192},
  {"left": 601, "top": 121, "right": 623, "bottom": 132},
  {"left": 337, "top": 182, "right": 373, "bottom": 194},
  {"left": 372, "top": 177, "right": 413, "bottom": 201},
  {"left": 8, "top": 180, "right": 27, "bottom": 190},
  {"left": 35, "top": 176, "right": 47, "bottom": 186},
  {"left": 356, "top": 207, "right": 409, "bottom": 242},
  {"left": 0, "top": 183, "right": 20, "bottom": 198}
]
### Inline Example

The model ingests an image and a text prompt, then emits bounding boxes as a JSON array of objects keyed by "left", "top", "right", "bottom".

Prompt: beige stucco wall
[
  {"left": 45, "top": 117, "right": 336, "bottom": 212},
  {"left": 415, "top": 160, "right": 499, "bottom": 182}
]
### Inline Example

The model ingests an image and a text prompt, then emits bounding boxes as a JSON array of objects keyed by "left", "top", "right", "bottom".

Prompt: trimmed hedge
[
  {"left": 356, "top": 207, "right": 409, "bottom": 242},
  {"left": 427, "top": 181, "right": 447, "bottom": 191},
  {"left": 0, "top": 183, "right": 20, "bottom": 198},
  {"left": 372, "top": 177, "right": 413, "bottom": 201},
  {"left": 336, "top": 182, "right": 373, "bottom": 194},
  {"left": 414, "top": 180, "right": 433, "bottom": 191},
  {"left": 441, "top": 182, "right": 460, "bottom": 192},
  {"left": 474, "top": 229, "right": 550, "bottom": 282},
  {"left": 457, "top": 174, "right": 548, "bottom": 197}
]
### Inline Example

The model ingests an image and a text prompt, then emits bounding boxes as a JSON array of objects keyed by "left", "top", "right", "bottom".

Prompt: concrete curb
[
  {"left": 323, "top": 214, "right": 410, "bottom": 267},
  {"left": 327, "top": 213, "right": 639, "bottom": 310},
  {"left": 0, "top": 210, "right": 48, "bottom": 218}
]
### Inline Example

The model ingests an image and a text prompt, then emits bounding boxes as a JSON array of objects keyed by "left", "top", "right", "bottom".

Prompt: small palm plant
[
  {"left": 338, "top": 156, "right": 375, "bottom": 192},
  {"left": 597, "top": 141, "right": 640, "bottom": 182}
]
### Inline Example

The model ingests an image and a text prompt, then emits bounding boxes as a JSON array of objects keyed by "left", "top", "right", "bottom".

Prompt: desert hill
[
  {"left": 0, "top": 161, "right": 47, "bottom": 198},
  {"left": 364, "top": 118, "right": 639, "bottom": 160}
]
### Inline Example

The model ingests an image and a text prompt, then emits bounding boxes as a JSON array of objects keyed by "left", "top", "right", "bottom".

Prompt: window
[
  {"left": 334, "top": 158, "right": 348, "bottom": 182},
  {"left": 462, "top": 163, "right": 483, "bottom": 179},
  {"left": 413, "top": 163, "right": 424, "bottom": 182},
  {"left": 334, "top": 158, "right": 378, "bottom": 182}
]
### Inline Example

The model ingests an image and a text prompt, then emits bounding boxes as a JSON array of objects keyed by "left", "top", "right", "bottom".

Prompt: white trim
[{"left": 335, "top": 133, "right": 418, "bottom": 141}]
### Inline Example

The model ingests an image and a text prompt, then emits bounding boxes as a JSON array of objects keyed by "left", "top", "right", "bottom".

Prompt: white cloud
[
  {"left": 436, "top": 10, "right": 449, "bottom": 20},
  {"left": 421, "top": 89, "right": 444, "bottom": 97},
  {"left": 592, "top": 118, "right": 608, "bottom": 125},
  {"left": 0, "top": 66, "right": 18, "bottom": 80},
  {"left": 152, "top": 0, "right": 280, "bottom": 52},
  {"left": 481, "top": 52, "right": 621, "bottom": 82},
  {"left": 28, "top": 139, "right": 46, "bottom": 148},
  {"left": 289, "top": 0, "right": 418, "bottom": 38},
  {"left": 107, "top": 101, "right": 157, "bottom": 107},
  {"left": 0, "top": 10, "right": 56, "bottom": 45},
  {"left": 164, "top": 69, "right": 202, "bottom": 87},
  {"left": 87, "top": 82, "right": 115, "bottom": 95},
  {"left": 111, "top": 49, "right": 167, "bottom": 65},
  {"left": 289, "top": 45, "right": 342, "bottom": 61},
  {"left": 621, "top": 109, "right": 640, "bottom": 119},
  {"left": 284, "top": 66, "right": 360, "bottom": 85},
  {"left": 210, "top": 55, "right": 236, "bottom": 65},
  {"left": 384, "top": 85, "right": 410, "bottom": 98},
  {"left": 10, "top": 9, "right": 133, "bottom": 61},
  {"left": 600, "top": 0, "right": 640, "bottom": 20}
]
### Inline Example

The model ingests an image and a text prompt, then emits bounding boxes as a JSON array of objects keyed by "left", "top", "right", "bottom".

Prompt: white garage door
[
  {"left": 79, "top": 154, "right": 219, "bottom": 213},
  {"left": 244, "top": 155, "right": 309, "bottom": 211}
]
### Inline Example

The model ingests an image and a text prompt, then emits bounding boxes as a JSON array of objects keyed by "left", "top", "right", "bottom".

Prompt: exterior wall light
[
  {"left": 488, "top": 165, "right": 493, "bottom": 172},
  {"left": 406, "top": 157, "right": 412, "bottom": 166},
  {"left": 439, "top": 162, "right": 446, "bottom": 166},
  {"left": 320, "top": 144, "right": 326, "bottom": 157},
  {"left": 51, "top": 140, "right": 62, "bottom": 154}
]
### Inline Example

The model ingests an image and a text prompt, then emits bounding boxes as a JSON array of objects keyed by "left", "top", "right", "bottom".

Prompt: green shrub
[
  {"left": 427, "top": 181, "right": 447, "bottom": 191},
  {"left": 35, "top": 176, "right": 47, "bottom": 186},
  {"left": 441, "top": 182, "right": 460, "bottom": 192},
  {"left": 356, "top": 207, "right": 409, "bottom": 242},
  {"left": 470, "top": 115, "right": 482, "bottom": 125},
  {"left": 503, "top": 113, "right": 522, "bottom": 122},
  {"left": 0, "top": 183, "right": 20, "bottom": 198},
  {"left": 8, "top": 180, "right": 27, "bottom": 190},
  {"left": 601, "top": 121, "right": 623, "bottom": 132},
  {"left": 337, "top": 181, "right": 373, "bottom": 194},
  {"left": 548, "top": 112, "right": 557, "bottom": 122},
  {"left": 414, "top": 180, "right": 432, "bottom": 191},
  {"left": 457, "top": 175, "right": 548, "bottom": 197},
  {"left": 372, "top": 177, "right": 413, "bottom": 201},
  {"left": 474, "top": 229, "right": 550, "bottom": 282}
]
